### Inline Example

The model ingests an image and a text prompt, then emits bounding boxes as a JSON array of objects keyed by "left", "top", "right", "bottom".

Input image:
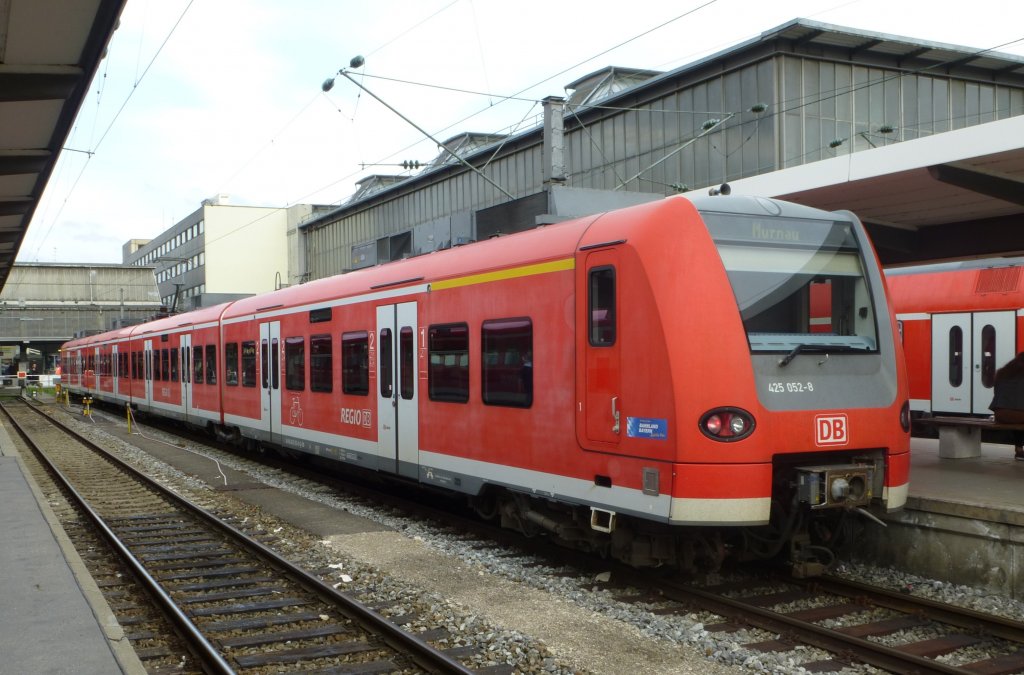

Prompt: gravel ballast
[{"left": 52, "top": 406, "right": 1024, "bottom": 674}]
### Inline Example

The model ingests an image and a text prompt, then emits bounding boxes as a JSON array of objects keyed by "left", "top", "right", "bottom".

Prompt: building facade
[
  {"left": 123, "top": 196, "right": 332, "bottom": 311},
  {"left": 0, "top": 263, "right": 161, "bottom": 375},
  {"left": 300, "top": 19, "right": 1024, "bottom": 280}
]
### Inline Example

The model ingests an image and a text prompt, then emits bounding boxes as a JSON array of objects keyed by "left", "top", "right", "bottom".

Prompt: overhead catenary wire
[{"left": 169, "top": 30, "right": 1024, "bottom": 262}]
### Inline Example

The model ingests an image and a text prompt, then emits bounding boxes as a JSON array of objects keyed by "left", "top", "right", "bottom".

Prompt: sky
[{"left": 21, "top": 0, "right": 1024, "bottom": 264}]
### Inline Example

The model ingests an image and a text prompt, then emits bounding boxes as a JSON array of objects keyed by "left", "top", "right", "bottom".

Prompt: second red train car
[{"left": 888, "top": 258, "right": 1024, "bottom": 417}]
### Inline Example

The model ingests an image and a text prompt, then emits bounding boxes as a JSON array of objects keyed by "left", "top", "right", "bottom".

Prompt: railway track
[
  {"left": 629, "top": 572, "right": 1024, "bottom": 674},
  {"left": 1, "top": 400, "right": 490, "bottom": 674},
  {"left": 32, "top": 396, "right": 1024, "bottom": 675}
]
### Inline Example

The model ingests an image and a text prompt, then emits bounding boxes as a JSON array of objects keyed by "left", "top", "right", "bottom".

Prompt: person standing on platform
[{"left": 989, "top": 351, "right": 1024, "bottom": 460}]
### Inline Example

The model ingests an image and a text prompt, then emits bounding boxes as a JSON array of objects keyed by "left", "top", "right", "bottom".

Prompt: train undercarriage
[{"left": 468, "top": 452, "right": 888, "bottom": 577}]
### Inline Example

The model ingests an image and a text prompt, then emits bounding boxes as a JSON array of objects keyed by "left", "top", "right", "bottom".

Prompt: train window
[
  {"left": 310, "top": 334, "right": 333, "bottom": 393},
  {"left": 285, "top": 337, "right": 305, "bottom": 391},
  {"left": 981, "top": 324, "right": 997, "bottom": 389},
  {"left": 205, "top": 345, "right": 217, "bottom": 385},
  {"left": 170, "top": 348, "right": 179, "bottom": 382},
  {"left": 310, "top": 307, "right": 332, "bottom": 324},
  {"left": 272, "top": 338, "right": 280, "bottom": 390},
  {"left": 193, "top": 346, "right": 204, "bottom": 384},
  {"left": 482, "top": 318, "right": 533, "bottom": 408},
  {"left": 380, "top": 328, "right": 393, "bottom": 398},
  {"left": 225, "top": 342, "right": 239, "bottom": 386},
  {"left": 400, "top": 327, "right": 414, "bottom": 400},
  {"left": 949, "top": 326, "right": 963, "bottom": 387},
  {"left": 428, "top": 323, "right": 469, "bottom": 403},
  {"left": 261, "top": 340, "right": 269, "bottom": 389},
  {"left": 260, "top": 340, "right": 268, "bottom": 387},
  {"left": 588, "top": 267, "right": 616, "bottom": 346},
  {"left": 342, "top": 331, "right": 369, "bottom": 396},
  {"left": 705, "top": 213, "right": 878, "bottom": 354},
  {"left": 241, "top": 341, "right": 257, "bottom": 387},
  {"left": 154, "top": 350, "right": 162, "bottom": 381}
]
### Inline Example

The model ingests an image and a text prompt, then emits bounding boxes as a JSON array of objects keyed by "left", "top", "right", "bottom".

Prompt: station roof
[
  {"left": 713, "top": 19, "right": 1024, "bottom": 267},
  {"left": 0, "top": 0, "right": 125, "bottom": 290},
  {"left": 728, "top": 114, "right": 1024, "bottom": 266}
]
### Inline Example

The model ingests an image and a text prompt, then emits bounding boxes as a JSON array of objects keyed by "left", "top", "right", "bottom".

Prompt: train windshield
[{"left": 703, "top": 212, "right": 878, "bottom": 354}]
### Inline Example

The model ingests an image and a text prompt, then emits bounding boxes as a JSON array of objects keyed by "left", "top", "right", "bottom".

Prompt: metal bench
[{"left": 915, "top": 415, "right": 1024, "bottom": 458}]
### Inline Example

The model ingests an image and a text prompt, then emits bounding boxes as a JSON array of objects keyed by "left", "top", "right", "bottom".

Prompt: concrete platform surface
[
  {"left": 0, "top": 427, "right": 143, "bottom": 674},
  {"left": 863, "top": 435, "right": 1024, "bottom": 598},
  {"left": 908, "top": 435, "right": 1024, "bottom": 516}
]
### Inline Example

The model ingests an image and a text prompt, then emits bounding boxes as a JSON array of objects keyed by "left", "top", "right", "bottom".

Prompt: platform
[
  {"left": 0, "top": 423, "right": 144, "bottom": 674},
  {"left": 862, "top": 435, "right": 1024, "bottom": 600}
]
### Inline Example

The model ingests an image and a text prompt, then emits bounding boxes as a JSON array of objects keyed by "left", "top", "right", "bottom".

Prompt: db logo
[{"left": 815, "top": 414, "right": 849, "bottom": 446}]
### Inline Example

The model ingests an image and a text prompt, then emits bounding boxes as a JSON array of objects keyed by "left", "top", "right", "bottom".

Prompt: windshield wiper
[{"left": 778, "top": 343, "right": 867, "bottom": 367}]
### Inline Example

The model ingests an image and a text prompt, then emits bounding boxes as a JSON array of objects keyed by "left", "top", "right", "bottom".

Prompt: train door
[
  {"left": 259, "top": 321, "right": 281, "bottom": 441},
  {"left": 581, "top": 250, "right": 622, "bottom": 448},
  {"left": 931, "top": 311, "right": 1016, "bottom": 415},
  {"left": 181, "top": 334, "right": 192, "bottom": 418},
  {"left": 376, "top": 302, "right": 419, "bottom": 477},
  {"left": 143, "top": 339, "right": 153, "bottom": 407}
]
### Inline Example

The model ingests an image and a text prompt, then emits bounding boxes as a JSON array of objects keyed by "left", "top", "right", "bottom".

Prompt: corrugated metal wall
[{"left": 304, "top": 51, "right": 1024, "bottom": 281}]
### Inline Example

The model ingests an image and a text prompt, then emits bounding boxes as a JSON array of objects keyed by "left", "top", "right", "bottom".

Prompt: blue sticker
[{"left": 626, "top": 416, "right": 668, "bottom": 440}]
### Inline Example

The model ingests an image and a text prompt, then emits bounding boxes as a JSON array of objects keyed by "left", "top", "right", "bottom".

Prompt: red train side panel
[{"left": 888, "top": 260, "right": 1024, "bottom": 416}]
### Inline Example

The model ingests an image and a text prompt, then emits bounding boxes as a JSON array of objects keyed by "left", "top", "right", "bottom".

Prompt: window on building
[
  {"left": 310, "top": 334, "right": 332, "bottom": 393},
  {"left": 342, "top": 331, "right": 369, "bottom": 395},
  {"left": 428, "top": 323, "right": 469, "bottom": 403},
  {"left": 285, "top": 336, "right": 305, "bottom": 391},
  {"left": 241, "top": 340, "right": 257, "bottom": 387}
]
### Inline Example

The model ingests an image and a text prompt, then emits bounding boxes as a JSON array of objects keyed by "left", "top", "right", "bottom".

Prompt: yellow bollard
[
  {"left": 83, "top": 396, "right": 92, "bottom": 417},
  {"left": 126, "top": 403, "right": 131, "bottom": 434}
]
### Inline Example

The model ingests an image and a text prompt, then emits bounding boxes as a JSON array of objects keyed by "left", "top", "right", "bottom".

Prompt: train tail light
[
  {"left": 899, "top": 400, "right": 911, "bottom": 432},
  {"left": 699, "top": 407, "right": 755, "bottom": 441}
]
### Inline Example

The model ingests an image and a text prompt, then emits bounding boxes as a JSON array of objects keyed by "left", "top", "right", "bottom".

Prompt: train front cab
[{"left": 575, "top": 195, "right": 910, "bottom": 573}]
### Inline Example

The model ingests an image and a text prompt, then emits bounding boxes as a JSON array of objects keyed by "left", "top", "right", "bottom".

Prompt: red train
[
  {"left": 62, "top": 195, "right": 910, "bottom": 575},
  {"left": 888, "top": 258, "right": 1024, "bottom": 417}
]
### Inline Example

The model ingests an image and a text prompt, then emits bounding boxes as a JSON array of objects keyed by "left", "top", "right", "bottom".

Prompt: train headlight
[
  {"left": 699, "top": 407, "right": 755, "bottom": 442},
  {"left": 899, "top": 400, "right": 911, "bottom": 432},
  {"left": 729, "top": 415, "right": 747, "bottom": 435}
]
